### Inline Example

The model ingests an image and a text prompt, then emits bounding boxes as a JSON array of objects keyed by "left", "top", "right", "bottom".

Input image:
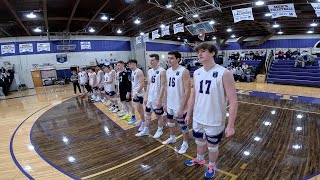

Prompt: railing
[{"left": 265, "top": 51, "right": 275, "bottom": 79}]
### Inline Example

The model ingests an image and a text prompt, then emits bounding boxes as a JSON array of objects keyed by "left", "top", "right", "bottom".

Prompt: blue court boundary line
[
  {"left": 302, "top": 171, "right": 320, "bottom": 180},
  {"left": 9, "top": 105, "right": 50, "bottom": 180}
]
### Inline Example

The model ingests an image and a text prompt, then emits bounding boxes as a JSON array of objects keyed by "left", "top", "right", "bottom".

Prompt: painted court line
[
  {"left": 154, "top": 138, "right": 238, "bottom": 180},
  {"left": 81, "top": 145, "right": 165, "bottom": 179},
  {"left": 238, "top": 100, "right": 320, "bottom": 115}
]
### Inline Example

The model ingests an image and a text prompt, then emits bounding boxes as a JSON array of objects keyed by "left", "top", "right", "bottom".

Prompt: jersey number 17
[{"left": 199, "top": 80, "right": 211, "bottom": 94}]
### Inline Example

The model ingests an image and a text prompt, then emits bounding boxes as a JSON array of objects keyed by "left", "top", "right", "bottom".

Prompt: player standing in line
[
  {"left": 184, "top": 42, "right": 238, "bottom": 179},
  {"left": 135, "top": 54, "right": 166, "bottom": 138},
  {"left": 102, "top": 65, "right": 118, "bottom": 110},
  {"left": 163, "top": 51, "right": 191, "bottom": 154},
  {"left": 127, "top": 60, "right": 145, "bottom": 129},
  {"left": 95, "top": 66, "right": 104, "bottom": 102},
  {"left": 88, "top": 67, "right": 97, "bottom": 101},
  {"left": 78, "top": 67, "right": 88, "bottom": 97}
]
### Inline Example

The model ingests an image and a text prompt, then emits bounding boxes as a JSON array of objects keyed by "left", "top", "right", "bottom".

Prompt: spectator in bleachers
[
  {"left": 254, "top": 51, "right": 260, "bottom": 60},
  {"left": 231, "top": 66, "right": 237, "bottom": 81},
  {"left": 242, "top": 62, "right": 248, "bottom": 70},
  {"left": 294, "top": 53, "right": 305, "bottom": 68},
  {"left": 244, "top": 68, "right": 252, "bottom": 83},
  {"left": 234, "top": 52, "right": 240, "bottom": 61},
  {"left": 235, "top": 66, "right": 243, "bottom": 83},
  {"left": 285, "top": 49, "right": 292, "bottom": 60},
  {"left": 292, "top": 49, "right": 299, "bottom": 59},
  {"left": 260, "top": 51, "right": 266, "bottom": 60},
  {"left": 240, "top": 52, "right": 245, "bottom": 60},
  {"left": 278, "top": 50, "right": 285, "bottom": 60},
  {"left": 302, "top": 51, "right": 315, "bottom": 66},
  {"left": 249, "top": 51, "right": 254, "bottom": 60},
  {"left": 245, "top": 51, "right": 250, "bottom": 60}
]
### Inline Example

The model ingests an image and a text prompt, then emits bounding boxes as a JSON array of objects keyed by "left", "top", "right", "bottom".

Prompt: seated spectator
[
  {"left": 249, "top": 51, "right": 254, "bottom": 60},
  {"left": 234, "top": 52, "right": 240, "bottom": 61},
  {"left": 285, "top": 49, "right": 292, "bottom": 60},
  {"left": 242, "top": 62, "right": 248, "bottom": 70},
  {"left": 278, "top": 50, "right": 285, "bottom": 60},
  {"left": 240, "top": 52, "right": 245, "bottom": 60},
  {"left": 235, "top": 66, "right": 243, "bottom": 82},
  {"left": 303, "top": 51, "right": 315, "bottom": 66},
  {"left": 292, "top": 49, "right": 299, "bottom": 59},
  {"left": 294, "top": 53, "right": 305, "bottom": 68},
  {"left": 244, "top": 68, "right": 252, "bottom": 83},
  {"left": 254, "top": 51, "right": 259, "bottom": 60},
  {"left": 245, "top": 51, "right": 250, "bottom": 60}
]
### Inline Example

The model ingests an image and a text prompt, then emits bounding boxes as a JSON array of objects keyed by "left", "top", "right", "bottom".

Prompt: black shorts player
[{"left": 118, "top": 69, "right": 132, "bottom": 102}]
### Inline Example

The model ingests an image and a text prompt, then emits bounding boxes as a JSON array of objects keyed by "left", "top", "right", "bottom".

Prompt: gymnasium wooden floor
[{"left": 1, "top": 83, "right": 319, "bottom": 180}]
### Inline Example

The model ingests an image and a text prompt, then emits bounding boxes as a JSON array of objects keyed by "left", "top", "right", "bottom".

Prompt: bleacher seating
[{"left": 267, "top": 59, "right": 320, "bottom": 87}]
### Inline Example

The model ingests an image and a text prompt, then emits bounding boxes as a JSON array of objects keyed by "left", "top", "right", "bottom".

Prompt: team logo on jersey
[
  {"left": 134, "top": 72, "right": 136, "bottom": 76},
  {"left": 212, "top": 71, "right": 218, "bottom": 78},
  {"left": 176, "top": 71, "right": 180, "bottom": 76},
  {"left": 156, "top": 71, "right": 159, "bottom": 74}
]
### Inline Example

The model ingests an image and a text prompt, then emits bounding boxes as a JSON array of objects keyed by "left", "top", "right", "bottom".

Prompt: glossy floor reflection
[{"left": 30, "top": 95, "right": 320, "bottom": 179}]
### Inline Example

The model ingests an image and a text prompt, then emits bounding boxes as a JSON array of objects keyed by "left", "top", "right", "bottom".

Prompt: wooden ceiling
[{"left": 0, "top": 0, "right": 319, "bottom": 41}]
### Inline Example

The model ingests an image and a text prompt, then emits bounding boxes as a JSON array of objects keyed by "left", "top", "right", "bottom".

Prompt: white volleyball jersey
[
  {"left": 166, "top": 65, "right": 186, "bottom": 110},
  {"left": 89, "top": 72, "right": 96, "bottom": 86},
  {"left": 78, "top": 71, "right": 88, "bottom": 85},
  {"left": 131, "top": 68, "right": 144, "bottom": 96},
  {"left": 104, "top": 71, "right": 115, "bottom": 92},
  {"left": 96, "top": 70, "right": 104, "bottom": 86},
  {"left": 147, "top": 67, "right": 165, "bottom": 102},
  {"left": 115, "top": 70, "right": 119, "bottom": 86},
  {"left": 193, "top": 65, "right": 227, "bottom": 126}
]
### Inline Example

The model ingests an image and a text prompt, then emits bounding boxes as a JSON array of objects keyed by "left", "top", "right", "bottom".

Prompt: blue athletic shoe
[
  {"left": 204, "top": 165, "right": 216, "bottom": 179},
  {"left": 185, "top": 159, "right": 206, "bottom": 166},
  {"left": 128, "top": 117, "right": 137, "bottom": 125}
]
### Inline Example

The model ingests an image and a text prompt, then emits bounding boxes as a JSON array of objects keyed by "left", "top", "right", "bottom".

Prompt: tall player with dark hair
[
  {"left": 184, "top": 42, "right": 238, "bottom": 179},
  {"left": 163, "top": 51, "right": 191, "bottom": 154},
  {"left": 128, "top": 59, "right": 145, "bottom": 130},
  {"left": 135, "top": 54, "right": 166, "bottom": 139}
]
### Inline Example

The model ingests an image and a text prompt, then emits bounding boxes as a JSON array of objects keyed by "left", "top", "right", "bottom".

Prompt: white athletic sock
[
  {"left": 197, "top": 154, "right": 205, "bottom": 162},
  {"left": 170, "top": 135, "right": 176, "bottom": 140},
  {"left": 157, "top": 126, "right": 163, "bottom": 131},
  {"left": 182, "top": 141, "right": 188, "bottom": 145}
]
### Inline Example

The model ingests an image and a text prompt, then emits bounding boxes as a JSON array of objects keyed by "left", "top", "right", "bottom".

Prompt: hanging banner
[
  {"left": 19, "top": 43, "right": 33, "bottom": 53},
  {"left": 161, "top": 25, "right": 170, "bottom": 37},
  {"left": 143, "top": 33, "right": 149, "bottom": 42},
  {"left": 136, "top": 36, "right": 142, "bottom": 44},
  {"left": 152, "top": 30, "right": 160, "bottom": 40},
  {"left": 80, "top": 42, "right": 91, "bottom": 50},
  {"left": 232, "top": 7, "right": 254, "bottom": 23},
  {"left": 173, "top": 23, "right": 184, "bottom": 34},
  {"left": 311, "top": 3, "right": 320, "bottom": 17},
  {"left": 1, "top": 44, "right": 15, "bottom": 55},
  {"left": 37, "top": 43, "right": 50, "bottom": 52},
  {"left": 268, "top": 3, "right": 297, "bottom": 19}
]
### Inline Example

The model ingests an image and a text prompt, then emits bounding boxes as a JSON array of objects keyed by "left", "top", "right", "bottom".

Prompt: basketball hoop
[{"left": 198, "top": 31, "right": 206, "bottom": 41}]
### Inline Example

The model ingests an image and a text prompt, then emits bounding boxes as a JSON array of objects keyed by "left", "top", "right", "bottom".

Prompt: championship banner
[
  {"left": 143, "top": 33, "right": 150, "bottom": 42},
  {"left": 268, "top": 3, "right": 297, "bottom": 19},
  {"left": 232, "top": 7, "right": 254, "bottom": 23},
  {"left": 19, "top": 43, "right": 33, "bottom": 53},
  {"left": 80, "top": 42, "right": 91, "bottom": 50},
  {"left": 173, "top": 23, "right": 184, "bottom": 34},
  {"left": 161, "top": 25, "right": 170, "bottom": 37},
  {"left": 136, "top": 36, "right": 142, "bottom": 44},
  {"left": 152, "top": 30, "right": 160, "bottom": 40},
  {"left": 311, "top": 3, "right": 320, "bottom": 17},
  {"left": 37, "top": 43, "right": 50, "bottom": 52},
  {"left": 1, "top": 44, "right": 15, "bottom": 55},
  {"left": 56, "top": 54, "right": 68, "bottom": 64}
]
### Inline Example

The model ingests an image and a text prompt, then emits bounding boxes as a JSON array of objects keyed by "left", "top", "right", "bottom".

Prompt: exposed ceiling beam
[
  {"left": 2, "top": 0, "right": 31, "bottom": 36},
  {"left": 67, "top": 0, "right": 81, "bottom": 31},
  {"left": 0, "top": 27, "right": 12, "bottom": 37},
  {"left": 84, "top": 0, "right": 111, "bottom": 30},
  {"left": 123, "top": 6, "right": 157, "bottom": 26},
  {"left": 43, "top": 0, "right": 49, "bottom": 32},
  {"left": 97, "top": 5, "right": 132, "bottom": 34}
]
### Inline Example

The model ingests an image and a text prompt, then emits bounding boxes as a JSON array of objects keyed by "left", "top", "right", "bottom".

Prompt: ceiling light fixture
[
  {"left": 140, "top": 32, "right": 144, "bottom": 36},
  {"left": 26, "top": 12, "right": 37, "bottom": 19},
  {"left": 277, "top": 31, "right": 283, "bottom": 35},
  {"left": 88, "top": 27, "right": 95, "bottom": 33},
  {"left": 177, "top": 16, "right": 183, "bottom": 20},
  {"left": 307, "top": 30, "right": 314, "bottom": 34},
  {"left": 193, "top": 14, "right": 199, "bottom": 18},
  {"left": 117, "top": 29, "right": 123, "bottom": 34},
  {"left": 160, "top": 24, "right": 165, "bottom": 28},
  {"left": 265, "top": 13, "right": 272, "bottom": 17},
  {"left": 227, "top": 28, "right": 232, "bottom": 32},
  {"left": 272, "top": 23, "right": 280, "bottom": 28},
  {"left": 101, "top": 14, "right": 108, "bottom": 21},
  {"left": 177, "top": 37, "right": 181, "bottom": 40},
  {"left": 209, "top": 20, "right": 215, "bottom": 25},
  {"left": 212, "top": 36, "right": 217, "bottom": 40},
  {"left": 33, "top": 27, "right": 42, "bottom": 33},
  {"left": 255, "top": 0, "right": 265, "bottom": 6},
  {"left": 134, "top": 19, "right": 141, "bottom": 24},
  {"left": 231, "top": 34, "right": 236, "bottom": 38},
  {"left": 311, "top": 22, "right": 318, "bottom": 27}
]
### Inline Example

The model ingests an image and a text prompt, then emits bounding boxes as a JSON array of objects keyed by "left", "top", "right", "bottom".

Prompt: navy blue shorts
[
  {"left": 193, "top": 131, "right": 224, "bottom": 145},
  {"left": 146, "top": 106, "right": 164, "bottom": 115},
  {"left": 133, "top": 96, "right": 143, "bottom": 104},
  {"left": 106, "top": 91, "right": 116, "bottom": 97}
]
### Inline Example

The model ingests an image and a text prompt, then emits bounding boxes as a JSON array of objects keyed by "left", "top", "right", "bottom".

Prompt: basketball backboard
[{"left": 185, "top": 21, "right": 216, "bottom": 36}]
